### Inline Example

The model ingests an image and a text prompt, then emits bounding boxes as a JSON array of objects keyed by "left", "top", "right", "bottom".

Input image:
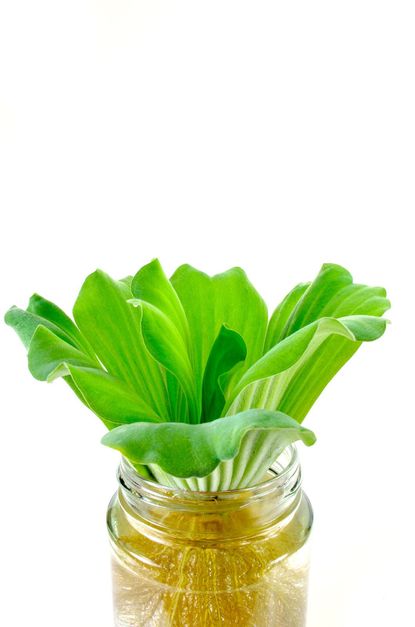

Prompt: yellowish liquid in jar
[{"left": 108, "top": 489, "right": 311, "bottom": 626}]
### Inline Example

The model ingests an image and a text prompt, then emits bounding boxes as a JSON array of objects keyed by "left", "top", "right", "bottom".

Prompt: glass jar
[{"left": 107, "top": 446, "right": 313, "bottom": 627}]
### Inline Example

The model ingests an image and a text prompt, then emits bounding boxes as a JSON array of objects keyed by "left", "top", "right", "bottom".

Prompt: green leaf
[
  {"left": 27, "top": 294, "right": 95, "bottom": 358},
  {"left": 201, "top": 325, "right": 247, "bottom": 422},
  {"left": 28, "top": 325, "right": 162, "bottom": 429},
  {"left": 170, "top": 264, "right": 268, "bottom": 398},
  {"left": 165, "top": 369, "right": 189, "bottom": 422},
  {"left": 73, "top": 270, "right": 169, "bottom": 418},
  {"left": 5, "top": 305, "right": 79, "bottom": 350},
  {"left": 6, "top": 260, "right": 390, "bottom": 491},
  {"left": 132, "top": 259, "right": 190, "bottom": 343},
  {"left": 28, "top": 326, "right": 96, "bottom": 381},
  {"left": 101, "top": 409, "right": 316, "bottom": 488},
  {"left": 277, "top": 336, "right": 358, "bottom": 421},
  {"left": 129, "top": 299, "right": 198, "bottom": 422},
  {"left": 280, "top": 264, "right": 353, "bottom": 338},
  {"left": 67, "top": 365, "right": 162, "bottom": 429},
  {"left": 264, "top": 282, "right": 310, "bottom": 352},
  {"left": 277, "top": 315, "right": 390, "bottom": 422},
  {"left": 119, "top": 275, "right": 133, "bottom": 289},
  {"left": 226, "top": 315, "right": 388, "bottom": 421},
  {"left": 280, "top": 263, "right": 390, "bottom": 339},
  {"left": 130, "top": 260, "right": 196, "bottom": 422},
  {"left": 251, "top": 264, "right": 391, "bottom": 423}
]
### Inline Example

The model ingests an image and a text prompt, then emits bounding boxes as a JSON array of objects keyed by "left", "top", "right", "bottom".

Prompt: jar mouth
[{"left": 119, "top": 445, "right": 300, "bottom": 503}]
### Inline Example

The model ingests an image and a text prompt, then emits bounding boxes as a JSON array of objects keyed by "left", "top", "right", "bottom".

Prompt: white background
[{"left": 0, "top": 2, "right": 414, "bottom": 626}]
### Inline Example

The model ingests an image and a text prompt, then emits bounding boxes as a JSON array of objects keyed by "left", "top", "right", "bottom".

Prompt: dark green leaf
[{"left": 201, "top": 325, "right": 247, "bottom": 422}]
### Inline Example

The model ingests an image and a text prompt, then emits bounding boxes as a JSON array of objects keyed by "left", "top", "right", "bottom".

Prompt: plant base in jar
[{"left": 108, "top": 466, "right": 312, "bottom": 627}]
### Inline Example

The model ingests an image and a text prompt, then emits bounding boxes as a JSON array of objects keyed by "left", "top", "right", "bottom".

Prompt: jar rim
[{"left": 118, "top": 444, "right": 300, "bottom": 503}]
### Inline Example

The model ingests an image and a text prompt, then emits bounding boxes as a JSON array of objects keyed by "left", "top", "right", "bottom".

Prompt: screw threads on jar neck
[{"left": 116, "top": 446, "right": 302, "bottom": 541}]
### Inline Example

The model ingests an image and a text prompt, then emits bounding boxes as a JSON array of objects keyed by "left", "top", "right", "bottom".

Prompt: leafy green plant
[{"left": 5, "top": 262, "right": 390, "bottom": 490}]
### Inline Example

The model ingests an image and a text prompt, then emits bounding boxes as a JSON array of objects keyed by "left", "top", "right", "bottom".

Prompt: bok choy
[{"left": 5, "top": 261, "right": 390, "bottom": 490}]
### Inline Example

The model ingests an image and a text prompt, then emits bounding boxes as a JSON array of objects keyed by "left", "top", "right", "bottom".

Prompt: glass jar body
[{"left": 107, "top": 452, "right": 313, "bottom": 627}]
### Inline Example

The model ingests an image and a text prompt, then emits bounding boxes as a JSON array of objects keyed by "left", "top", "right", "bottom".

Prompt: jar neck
[{"left": 117, "top": 446, "right": 302, "bottom": 541}]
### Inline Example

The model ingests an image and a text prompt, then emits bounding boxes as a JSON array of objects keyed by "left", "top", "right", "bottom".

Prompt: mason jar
[{"left": 107, "top": 446, "right": 313, "bottom": 626}]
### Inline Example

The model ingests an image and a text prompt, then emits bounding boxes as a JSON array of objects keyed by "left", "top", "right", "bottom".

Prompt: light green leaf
[
  {"left": 170, "top": 265, "right": 214, "bottom": 382},
  {"left": 277, "top": 314, "right": 390, "bottom": 422},
  {"left": 281, "top": 264, "right": 353, "bottom": 338},
  {"left": 280, "top": 263, "right": 390, "bottom": 339},
  {"left": 73, "top": 270, "right": 169, "bottom": 418},
  {"left": 28, "top": 328, "right": 162, "bottom": 429},
  {"left": 28, "top": 326, "right": 96, "bottom": 381},
  {"left": 129, "top": 299, "right": 197, "bottom": 421},
  {"left": 101, "top": 409, "right": 316, "bottom": 487},
  {"left": 5, "top": 305, "right": 79, "bottom": 350},
  {"left": 253, "top": 265, "right": 391, "bottom": 423},
  {"left": 201, "top": 325, "right": 247, "bottom": 422},
  {"left": 67, "top": 365, "right": 162, "bottom": 429},
  {"left": 165, "top": 369, "right": 189, "bottom": 422},
  {"left": 130, "top": 260, "right": 195, "bottom": 422},
  {"left": 277, "top": 336, "right": 358, "bottom": 420},
  {"left": 171, "top": 264, "right": 268, "bottom": 397},
  {"left": 27, "top": 294, "right": 96, "bottom": 358},
  {"left": 119, "top": 275, "right": 133, "bottom": 289},
  {"left": 264, "top": 282, "right": 310, "bottom": 352},
  {"left": 132, "top": 259, "right": 190, "bottom": 343},
  {"left": 226, "top": 315, "right": 388, "bottom": 420}
]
